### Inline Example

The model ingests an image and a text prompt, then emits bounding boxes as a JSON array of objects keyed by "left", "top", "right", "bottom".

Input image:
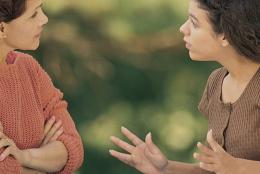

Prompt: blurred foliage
[{"left": 27, "top": 0, "right": 219, "bottom": 173}]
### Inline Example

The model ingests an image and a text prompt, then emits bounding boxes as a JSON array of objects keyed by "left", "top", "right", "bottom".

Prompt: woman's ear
[
  {"left": 219, "top": 34, "right": 229, "bottom": 47},
  {"left": 0, "top": 22, "right": 7, "bottom": 39}
]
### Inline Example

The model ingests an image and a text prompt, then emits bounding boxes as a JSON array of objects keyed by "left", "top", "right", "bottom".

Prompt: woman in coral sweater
[{"left": 0, "top": 0, "right": 84, "bottom": 173}]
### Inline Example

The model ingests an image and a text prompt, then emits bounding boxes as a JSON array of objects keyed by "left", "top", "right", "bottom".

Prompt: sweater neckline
[
  {"left": 218, "top": 67, "right": 260, "bottom": 107},
  {"left": 0, "top": 51, "right": 18, "bottom": 75}
]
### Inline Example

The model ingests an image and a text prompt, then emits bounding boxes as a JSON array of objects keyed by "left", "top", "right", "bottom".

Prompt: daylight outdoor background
[{"left": 27, "top": 0, "right": 219, "bottom": 173}]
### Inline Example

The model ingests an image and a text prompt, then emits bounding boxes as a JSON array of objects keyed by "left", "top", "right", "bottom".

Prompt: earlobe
[
  {"left": 0, "top": 22, "right": 7, "bottom": 39},
  {"left": 221, "top": 35, "right": 229, "bottom": 47},
  {"left": 222, "top": 40, "right": 229, "bottom": 47}
]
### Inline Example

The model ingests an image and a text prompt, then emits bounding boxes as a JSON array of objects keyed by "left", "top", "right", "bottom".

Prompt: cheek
[
  {"left": 6, "top": 25, "right": 37, "bottom": 50},
  {"left": 189, "top": 30, "right": 219, "bottom": 59}
]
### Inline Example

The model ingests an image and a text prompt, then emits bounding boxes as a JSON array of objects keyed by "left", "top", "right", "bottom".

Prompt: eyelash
[
  {"left": 31, "top": 11, "right": 38, "bottom": 18},
  {"left": 190, "top": 19, "right": 197, "bottom": 28}
]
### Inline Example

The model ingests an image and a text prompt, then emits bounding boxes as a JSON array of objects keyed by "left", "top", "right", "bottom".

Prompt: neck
[
  {"left": 0, "top": 45, "right": 13, "bottom": 64},
  {"left": 217, "top": 50, "right": 260, "bottom": 83}
]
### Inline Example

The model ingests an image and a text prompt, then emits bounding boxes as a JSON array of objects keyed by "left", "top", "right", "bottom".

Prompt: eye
[
  {"left": 31, "top": 11, "right": 38, "bottom": 18},
  {"left": 190, "top": 18, "right": 198, "bottom": 28}
]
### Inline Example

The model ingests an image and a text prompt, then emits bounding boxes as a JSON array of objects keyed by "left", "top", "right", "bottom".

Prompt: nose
[
  {"left": 179, "top": 20, "right": 190, "bottom": 36},
  {"left": 39, "top": 10, "right": 49, "bottom": 26}
]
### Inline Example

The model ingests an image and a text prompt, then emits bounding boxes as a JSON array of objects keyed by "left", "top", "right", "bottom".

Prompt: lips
[
  {"left": 35, "top": 33, "right": 41, "bottom": 38},
  {"left": 35, "top": 30, "right": 43, "bottom": 38},
  {"left": 183, "top": 39, "right": 192, "bottom": 49}
]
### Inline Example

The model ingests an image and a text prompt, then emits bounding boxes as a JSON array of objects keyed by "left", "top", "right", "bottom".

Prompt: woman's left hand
[{"left": 193, "top": 129, "right": 241, "bottom": 174}]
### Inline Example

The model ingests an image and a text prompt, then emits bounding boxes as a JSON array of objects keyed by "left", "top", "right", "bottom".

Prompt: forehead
[
  {"left": 189, "top": 0, "right": 216, "bottom": 30},
  {"left": 25, "top": 0, "right": 42, "bottom": 12},
  {"left": 188, "top": 0, "right": 208, "bottom": 21}
]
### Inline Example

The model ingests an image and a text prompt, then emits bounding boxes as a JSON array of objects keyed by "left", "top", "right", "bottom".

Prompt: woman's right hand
[
  {"left": 109, "top": 127, "right": 168, "bottom": 174},
  {"left": 41, "top": 116, "right": 64, "bottom": 146}
]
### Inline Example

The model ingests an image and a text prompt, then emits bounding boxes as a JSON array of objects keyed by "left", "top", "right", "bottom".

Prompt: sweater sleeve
[{"left": 31, "top": 59, "right": 84, "bottom": 173}]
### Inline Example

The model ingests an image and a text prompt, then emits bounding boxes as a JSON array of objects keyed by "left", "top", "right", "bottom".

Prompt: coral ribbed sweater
[{"left": 0, "top": 51, "right": 84, "bottom": 173}]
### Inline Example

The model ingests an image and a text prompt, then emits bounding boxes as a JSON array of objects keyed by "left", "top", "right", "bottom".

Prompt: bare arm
[
  {"left": 237, "top": 158, "right": 260, "bottom": 174},
  {"left": 21, "top": 141, "right": 68, "bottom": 173},
  {"left": 165, "top": 161, "right": 213, "bottom": 174}
]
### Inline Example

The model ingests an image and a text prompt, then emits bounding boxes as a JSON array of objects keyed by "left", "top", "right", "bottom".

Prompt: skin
[
  {"left": 110, "top": 0, "right": 260, "bottom": 174},
  {"left": 0, "top": 0, "right": 67, "bottom": 173}
]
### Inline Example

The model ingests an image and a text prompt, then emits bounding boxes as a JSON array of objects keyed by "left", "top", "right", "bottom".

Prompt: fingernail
[
  {"left": 197, "top": 142, "right": 200, "bottom": 147},
  {"left": 193, "top": 153, "right": 198, "bottom": 158},
  {"left": 110, "top": 136, "right": 115, "bottom": 140}
]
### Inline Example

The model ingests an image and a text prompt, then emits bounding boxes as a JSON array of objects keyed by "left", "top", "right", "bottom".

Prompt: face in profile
[
  {"left": 1, "top": 0, "right": 48, "bottom": 52},
  {"left": 180, "top": 0, "right": 229, "bottom": 62}
]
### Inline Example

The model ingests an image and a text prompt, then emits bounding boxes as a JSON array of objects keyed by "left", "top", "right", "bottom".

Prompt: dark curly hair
[
  {"left": 0, "top": 0, "right": 26, "bottom": 23},
  {"left": 196, "top": 0, "right": 260, "bottom": 63}
]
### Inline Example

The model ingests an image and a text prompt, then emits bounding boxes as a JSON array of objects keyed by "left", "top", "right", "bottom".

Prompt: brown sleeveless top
[{"left": 198, "top": 67, "right": 260, "bottom": 160}]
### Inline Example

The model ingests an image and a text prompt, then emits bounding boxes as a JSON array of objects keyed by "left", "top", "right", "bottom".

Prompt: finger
[
  {"left": 207, "top": 130, "right": 222, "bottom": 152},
  {"left": 42, "top": 120, "right": 62, "bottom": 145},
  {"left": 0, "top": 147, "right": 10, "bottom": 161},
  {"left": 197, "top": 142, "right": 214, "bottom": 156},
  {"left": 199, "top": 162, "right": 215, "bottom": 172},
  {"left": 193, "top": 152, "right": 215, "bottom": 164},
  {"left": 0, "top": 138, "right": 11, "bottom": 148},
  {"left": 121, "top": 127, "right": 143, "bottom": 146},
  {"left": 109, "top": 149, "right": 132, "bottom": 165},
  {"left": 145, "top": 132, "right": 161, "bottom": 154},
  {"left": 48, "top": 127, "right": 64, "bottom": 142},
  {"left": 44, "top": 116, "right": 56, "bottom": 136},
  {"left": 110, "top": 136, "right": 134, "bottom": 153}
]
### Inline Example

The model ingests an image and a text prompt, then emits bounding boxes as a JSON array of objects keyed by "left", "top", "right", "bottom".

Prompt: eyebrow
[
  {"left": 34, "top": 3, "right": 43, "bottom": 11},
  {"left": 189, "top": 13, "right": 199, "bottom": 22}
]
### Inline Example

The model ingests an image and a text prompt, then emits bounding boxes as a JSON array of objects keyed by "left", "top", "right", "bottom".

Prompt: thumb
[
  {"left": 145, "top": 132, "right": 161, "bottom": 154},
  {"left": 207, "top": 129, "right": 222, "bottom": 152}
]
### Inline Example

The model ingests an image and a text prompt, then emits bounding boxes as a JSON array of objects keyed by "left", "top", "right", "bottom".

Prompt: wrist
[
  {"left": 160, "top": 160, "right": 169, "bottom": 174},
  {"left": 18, "top": 149, "right": 32, "bottom": 167},
  {"left": 234, "top": 158, "right": 245, "bottom": 174}
]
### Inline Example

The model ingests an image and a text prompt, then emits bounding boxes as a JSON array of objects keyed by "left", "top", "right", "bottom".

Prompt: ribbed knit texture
[
  {"left": 199, "top": 67, "right": 260, "bottom": 160},
  {"left": 0, "top": 51, "right": 84, "bottom": 173}
]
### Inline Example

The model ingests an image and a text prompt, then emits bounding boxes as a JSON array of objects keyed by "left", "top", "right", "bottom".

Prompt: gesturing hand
[
  {"left": 194, "top": 130, "right": 240, "bottom": 174},
  {"left": 109, "top": 127, "right": 168, "bottom": 174}
]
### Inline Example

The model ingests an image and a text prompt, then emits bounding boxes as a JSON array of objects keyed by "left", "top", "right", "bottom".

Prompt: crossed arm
[{"left": 0, "top": 117, "right": 67, "bottom": 174}]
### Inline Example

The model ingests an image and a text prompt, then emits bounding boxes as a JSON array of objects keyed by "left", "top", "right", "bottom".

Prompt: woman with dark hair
[
  {"left": 110, "top": 0, "right": 260, "bottom": 173},
  {"left": 0, "top": 0, "right": 83, "bottom": 173}
]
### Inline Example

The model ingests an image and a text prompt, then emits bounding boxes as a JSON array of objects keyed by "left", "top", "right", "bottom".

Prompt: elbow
[{"left": 57, "top": 137, "right": 84, "bottom": 173}]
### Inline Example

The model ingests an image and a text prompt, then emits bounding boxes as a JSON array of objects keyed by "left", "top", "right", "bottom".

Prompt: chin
[
  {"left": 189, "top": 51, "right": 210, "bottom": 61},
  {"left": 29, "top": 42, "right": 40, "bottom": 50}
]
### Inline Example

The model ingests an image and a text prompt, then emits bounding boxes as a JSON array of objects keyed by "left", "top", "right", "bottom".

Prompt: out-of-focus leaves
[{"left": 27, "top": 0, "right": 220, "bottom": 173}]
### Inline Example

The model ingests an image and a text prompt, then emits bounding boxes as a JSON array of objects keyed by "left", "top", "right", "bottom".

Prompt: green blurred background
[{"left": 28, "top": 0, "right": 219, "bottom": 173}]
